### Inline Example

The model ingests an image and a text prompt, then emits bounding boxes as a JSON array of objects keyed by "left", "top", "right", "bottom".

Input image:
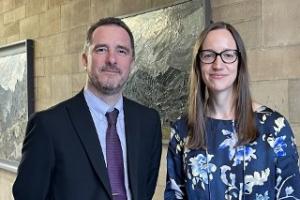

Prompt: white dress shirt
[{"left": 83, "top": 88, "right": 131, "bottom": 199}]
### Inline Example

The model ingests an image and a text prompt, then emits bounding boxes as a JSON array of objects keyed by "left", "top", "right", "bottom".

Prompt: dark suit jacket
[{"left": 13, "top": 91, "right": 162, "bottom": 200}]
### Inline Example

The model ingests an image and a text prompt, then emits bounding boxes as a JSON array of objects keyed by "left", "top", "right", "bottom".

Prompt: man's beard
[{"left": 88, "top": 64, "right": 127, "bottom": 96}]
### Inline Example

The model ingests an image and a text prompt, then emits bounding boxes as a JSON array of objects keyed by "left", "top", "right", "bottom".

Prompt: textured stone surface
[
  {"left": 61, "top": 0, "right": 89, "bottom": 31},
  {"left": 65, "top": 25, "right": 86, "bottom": 54},
  {"left": 289, "top": 79, "right": 300, "bottom": 123},
  {"left": 39, "top": 7, "right": 61, "bottom": 37},
  {"left": 114, "top": 0, "right": 151, "bottom": 17},
  {"left": 153, "top": 144, "right": 167, "bottom": 199},
  {"left": 3, "top": 10, "right": 15, "bottom": 25},
  {"left": 262, "top": 0, "right": 300, "bottom": 47},
  {"left": 35, "top": 32, "right": 67, "bottom": 57},
  {"left": 248, "top": 45, "right": 300, "bottom": 82},
  {"left": 291, "top": 123, "right": 300, "bottom": 146},
  {"left": 34, "top": 57, "right": 45, "bottom": 77},
  {"left": 3, "top": 22, "right": 19, "bottom": 38},
  {"left": 26, "top": 0, "right": 47, "bottom": 17},
  {"left": 20, "top": 15, "right": 40, "bottom": 39},
  {"left": 6, "top": 34, "right": 20, "bottom": 44},
  {"left": 250, "top": 80, "right": 289, "bottom": 118},
  {"left": 15, "top": 0, "right": 26, "bottom": 7},
  {"left": 44, "top": 55, "right": 73, "bottom": 75},
  {"left": 48, "top": 0, "right": 64, "bottom": 8},
  {"left": 72, "top": 73, "right": 85, "bottom": 93},
  {"left": 0, "top": 169, "right": 14, "bottom": 200},
  {"left": 212, "top": 0, "right": 261, "bottom": 23},
  {"left": 50, "top": 74, "right": 72, "bottom": 104},
  {"left": 248, "top": 48, "right": 289, "bottom": 81},
  {"left": 36, "top": 76, "right": 51, "bottom": 101},
  {"left": 2, "top": 0, "right": 15, "bottom": 12},
  {"left": 123, "top": 0, "right": 205, "bottom": 138},
  {"left": 90, "top": 0, "right": 115, "bottom": 22},
  {"left": 211, "top": 0, "right": 245, "bottom": 7},
  {"left": 4, "top": 6, "right": 26, "bottom": 25},
  {"left": 234, "top": 19, "right": 262, "bottom": 49}
]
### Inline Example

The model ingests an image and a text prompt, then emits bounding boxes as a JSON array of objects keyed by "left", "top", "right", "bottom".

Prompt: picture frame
[{"left": 0, "top": 39, "right": 34, "bottom": 172}]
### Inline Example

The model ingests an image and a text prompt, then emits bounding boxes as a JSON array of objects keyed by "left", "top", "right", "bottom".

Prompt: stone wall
[{"left": 1, "top": 0, "right": 300, "bottom": 199}]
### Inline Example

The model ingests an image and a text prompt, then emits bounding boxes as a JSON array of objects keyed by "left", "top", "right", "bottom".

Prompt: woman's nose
[{"left": 212, "top": 55, "right": 224, "bottom": 69}]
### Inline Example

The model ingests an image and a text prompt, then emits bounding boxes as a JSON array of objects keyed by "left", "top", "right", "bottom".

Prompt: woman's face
[{"left": 200, "top": 29, "right": 238, "bottom": 96}]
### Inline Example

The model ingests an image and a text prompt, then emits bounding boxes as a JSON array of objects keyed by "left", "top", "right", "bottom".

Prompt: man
[{"left": 13, "top": 17, "right": 162, "bottom": 200}]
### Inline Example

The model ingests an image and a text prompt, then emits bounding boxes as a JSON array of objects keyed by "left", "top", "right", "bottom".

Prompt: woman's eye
[
  {"left": 223, "top": 53, "right": 234, "bottom": 58},
  {"left": 203, "top": 53, "right": 214, "bottom": 58}
]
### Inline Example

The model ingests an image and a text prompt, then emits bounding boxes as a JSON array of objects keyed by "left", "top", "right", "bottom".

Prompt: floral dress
[{"left": 164, "top": 106, "right": 300, "bottom": 200}]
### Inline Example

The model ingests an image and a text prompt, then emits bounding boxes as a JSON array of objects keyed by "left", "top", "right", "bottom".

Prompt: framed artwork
[
  {"left": 122, "top": 0, "right": 207, "bottom": 139},
  {"left": 0, "top": 39, "right": 34, "bottom": 172}
]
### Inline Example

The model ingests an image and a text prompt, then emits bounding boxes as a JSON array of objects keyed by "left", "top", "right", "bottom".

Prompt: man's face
[{"left": 82, "top": 25, "right": 134, "bottom": 97}]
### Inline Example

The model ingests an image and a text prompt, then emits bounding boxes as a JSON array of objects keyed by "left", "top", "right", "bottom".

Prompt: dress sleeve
[
  {"left": 271, "top": 114, "right": 300, "bottom": 198},
  {"left": 164, "top": 120, "right": 187, "bottom": 200}
]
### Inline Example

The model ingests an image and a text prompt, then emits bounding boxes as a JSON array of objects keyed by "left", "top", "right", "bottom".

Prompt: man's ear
[
  {"left": 128, "top": 59, "right": 136, "bottom": 77},
  {"left": 81, "top": 52, "right": 88, "bottom": 69},
  {"left": 130, "top": 59, "right": 135, "bottom": 70}
]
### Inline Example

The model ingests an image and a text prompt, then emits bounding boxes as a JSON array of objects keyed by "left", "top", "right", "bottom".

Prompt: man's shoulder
[
  {"left": 123, "top": 97, "right": 157, "bottom": 113},
  {"left": 31, "top": 91, "right": 84, "bottom": 119}
]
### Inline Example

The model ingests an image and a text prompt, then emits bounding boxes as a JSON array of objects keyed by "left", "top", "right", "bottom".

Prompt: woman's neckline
[{"left": 205, "top": 105, "right": 265, "bottom": 121}]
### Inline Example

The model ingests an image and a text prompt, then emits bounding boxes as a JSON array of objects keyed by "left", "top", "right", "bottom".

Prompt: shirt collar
[{"left": 83, "top": 88, "right": 124, "bottom": 119}]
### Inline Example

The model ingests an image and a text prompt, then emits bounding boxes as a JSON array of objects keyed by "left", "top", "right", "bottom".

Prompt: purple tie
[{"left": 105, "top": 109, "right": 127, "bottom": 200}]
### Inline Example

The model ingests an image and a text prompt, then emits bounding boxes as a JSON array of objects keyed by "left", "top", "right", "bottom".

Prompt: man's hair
[
  {"left": 187, "top": 21, "right": 257, "bottom": 149},
  {"left": 83, "top": 17, "right": 135, "bottom": 57}
]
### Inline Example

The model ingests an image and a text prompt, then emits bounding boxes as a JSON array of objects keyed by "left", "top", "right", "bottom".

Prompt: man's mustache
[{"left": 101, "top": 64, "right": 121, "bottom": 73}]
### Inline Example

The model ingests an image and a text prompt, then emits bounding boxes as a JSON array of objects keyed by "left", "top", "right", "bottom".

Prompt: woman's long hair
[{"left": 187, "top": 21, "right": 257, "bottom": 149}]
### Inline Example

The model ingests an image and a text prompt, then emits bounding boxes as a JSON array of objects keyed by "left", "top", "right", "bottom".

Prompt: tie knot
[{"left": 105, "top": 108, "right": 119, "bottom": 125}]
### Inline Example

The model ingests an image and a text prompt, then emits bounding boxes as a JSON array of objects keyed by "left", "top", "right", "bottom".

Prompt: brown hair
[
  {"left": 83, "top": 17, "right": 135, "bottom": 57},
  {"left": 187, "top": 21, "right": 257, "bottom": 149}
]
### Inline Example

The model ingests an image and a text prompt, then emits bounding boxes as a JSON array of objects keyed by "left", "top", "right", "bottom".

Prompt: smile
[{"left": 210, "top": 74, "right": 226, "bottom": 79}]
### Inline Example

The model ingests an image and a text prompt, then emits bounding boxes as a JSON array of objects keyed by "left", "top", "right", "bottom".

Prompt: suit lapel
[
  {"left": 66, "top": 91, "right": 112, "bottom": 198},
  {"left": 124, "top": 98, "right": 140, "bottom": 200}
]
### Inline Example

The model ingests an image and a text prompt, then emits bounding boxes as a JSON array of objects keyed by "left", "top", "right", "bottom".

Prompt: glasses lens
[
  {"left": 199, "top": 51, "right": 216, "bottom": 64},
  {"left": 221, "top": 50, "right": 238, "bottom": 63}
]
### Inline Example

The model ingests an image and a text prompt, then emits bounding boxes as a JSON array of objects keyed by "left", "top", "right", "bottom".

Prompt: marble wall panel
[{"left": 122, "top": 0, "right": 206, "bottom": 138}]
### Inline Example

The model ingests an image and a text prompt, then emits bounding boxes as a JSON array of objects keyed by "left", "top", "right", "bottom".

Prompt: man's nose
[{"left": 106, "top": 50, "right": 116, "bottom": 64}]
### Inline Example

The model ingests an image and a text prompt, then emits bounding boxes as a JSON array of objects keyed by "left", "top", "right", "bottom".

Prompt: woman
[{"left": 164, "top": 21, "right": 300, "bottom": 199}]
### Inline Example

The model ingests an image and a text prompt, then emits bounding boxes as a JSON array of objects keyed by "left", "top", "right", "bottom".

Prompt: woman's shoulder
[
  {"left": 254, "top": 104, "right": 287, "bottom": 122},
  {"left": 254, "top": 103, "right": 293, "bottom": 139},
  {"left": 170, "top": 116, "right": 189, "bottom": 139}
]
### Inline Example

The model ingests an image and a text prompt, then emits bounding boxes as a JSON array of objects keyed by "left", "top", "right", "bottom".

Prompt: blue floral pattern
[{"left": 164, "top": 106, "right": 300, "bottom": 200}]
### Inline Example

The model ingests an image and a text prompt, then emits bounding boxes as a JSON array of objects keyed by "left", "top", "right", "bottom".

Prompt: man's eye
[
  {"left": 95, "top": 47, "right": 107, "bottom": 53},
  {"left": 118, "top": 49, "right": 128, "bottom": 55}
]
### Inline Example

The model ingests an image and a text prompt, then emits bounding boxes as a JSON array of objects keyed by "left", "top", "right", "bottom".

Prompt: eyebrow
[
  {"left": 116, "top": 45, "right": 130, "bottom": 53},
  {"left": 93, "top": 43, "right": 131, "bottom": 53},
  {"left": 93, "top": 44, "right": 107, "bottom": 50}
]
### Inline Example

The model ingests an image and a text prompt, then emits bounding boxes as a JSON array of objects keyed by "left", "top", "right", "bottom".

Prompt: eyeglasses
[{"left": 199, "top": 49, "right": 239, "bottom": 64}]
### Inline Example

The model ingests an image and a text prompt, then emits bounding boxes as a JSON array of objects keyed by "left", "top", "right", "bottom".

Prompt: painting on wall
[
  {"left": 0, "top": 40, "right": 34, "bottom": 172},
  {"left": 122, "top": 0, "right": 207, "bottom": 139}
]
